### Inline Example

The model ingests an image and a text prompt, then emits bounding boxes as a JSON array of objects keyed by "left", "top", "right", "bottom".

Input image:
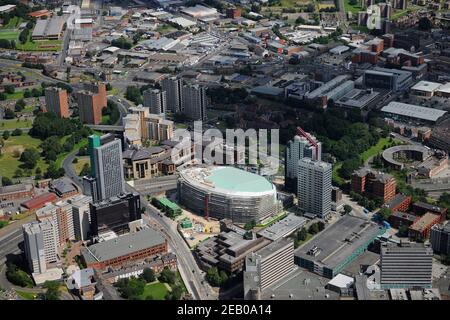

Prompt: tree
[
  {"left": 2, "top": 176, "right": 13, "bottom": 186},
  {"left": 79, "top": 163, "right": 91, "bottom": 176},
  {"left": 418, "top": 17, "right": 432, "bottom": 31},
  {"left": 244, "top": 220, "right": 256, "bottom": 231},
  {"left": 20, "top": 148, "right": 40, "bottom": 169},
  {"left": 4, "top": 85, "right": 15, "bottom": 94},
  {"left": 398, "top": 224, "right": 409, "bottom": 237},
  {"left": 349, "top": 0, "right": 358, "bottom": 5},
  {"left": 308, "top": 223, "right": 319, "bottom": 235},
  {"left": 115, "top": 277, "right": 146, "bottom": 299},
  {"left": 378, "top": 207, "right": 392, "bottom": 221},
  {"left": 14, "top": 168, "right": 23, "bottom": 178},
  {"left": 141, "top": 268, "right": 155, "bottom": 283},
  {"left": 6, "top": 263, "right": 33, "bottom": 288},
  {"left": 2, "top": 130, "right": 10, "bottom": 140},
  {"left": 4, "top": 109, "right": 15, "bottom": 119},
  {"left": 42, "top": 281, "right": 60, "bottom": 300},
  {"left": 158, "top": 267, "right": 176, "bottom": 285},
  {"left": 206, "top": 267, "right": 222, "bottom": 287},
  {"left": 12, "top": 128, "right": 22, "bottom": 136},
  {"left": 297, "top": 227, "right": 307, "bottom": 241},
  {"left": 343, "top": 204, "right": 352, "bottom": 214},
  {"left": 15, "top": 99, "right": 26, "bottom": 112}
]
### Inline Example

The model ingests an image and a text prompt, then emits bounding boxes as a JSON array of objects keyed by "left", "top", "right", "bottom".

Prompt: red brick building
[
  {"left": 412, "top": 201, "right": 448, "bottom": 222},
  {"left": 408, "top": 212, "right": 441, "bottom": 241},
  {"left": 383, "top": 194, "right": 412, "bottom": 213},
  {"left": 0, "top": 184, "right": 34, "bottom": 201},
  {"left": 388, "top": 211, "right": 418, "bottom": 229},
  {"left": 351, "top": 169, "right": 397, "bottom": 203},
  {"left": 81, "top": 229, "right": 168, "bottom": 270}
]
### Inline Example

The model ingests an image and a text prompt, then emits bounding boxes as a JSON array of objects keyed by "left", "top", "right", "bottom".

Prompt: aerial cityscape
[{"left": 0, "top": 0, "right": 449, "bottom": 304}]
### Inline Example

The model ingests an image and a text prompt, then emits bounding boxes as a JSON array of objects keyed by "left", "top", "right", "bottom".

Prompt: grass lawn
[
  {"left": 344, "top": 0, "right": 362, "bottom": 14},
  {"left": 73, "top": 156, "right": 90, "bottom": 175},
  {"left": 0, "top": 134, "right": 48, "bottom": 179},
  {"left": 1, "top": 17, "right": 23, "bottom": 29},
  {"left": 15, "top": 33, "right": 62, "bottom": 52},
  {"left": 141, "top": 282, "right": 170, "bottom": 300},
  {"left": 0, "top": 30, "right": 20, "bottom": 40},
  {"left": 0, "top": 119, "right": 33, "bottom": 130},
  {"left": 5, "top": 91, "right": 24, "bottom": 100},
  {"left": 55, "top": 136, "right": 89, "bottom": 170},
  {"left": 360, "top": 137, "right": 390, "bottom": 163},
  {"left": 155, "top": 24, "right": 176, "bottom": 34},
  {"left": 101, "top": 114, "right": 110, "bottom": 125},
  {"left": 15, "top": 290, "right": 37, "bottom": 300},
  {"left": 332, "top": 162, "right": 345, "bottom": 184}
]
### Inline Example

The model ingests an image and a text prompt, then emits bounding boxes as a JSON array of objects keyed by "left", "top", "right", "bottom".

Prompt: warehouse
[
  {"left": 294, "top": 215, "right": 384, "bottom": 279},
  {"left": 32, "top": 16, "right": 66, "bottom": 40},
  {"left": 381, "top": 101, "right": 447, "bottom": 124}
]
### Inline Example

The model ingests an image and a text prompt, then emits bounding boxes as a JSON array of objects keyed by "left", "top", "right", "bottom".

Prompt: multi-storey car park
[{"left": 178, "top": 166, "right": 278, "bottom": 224}]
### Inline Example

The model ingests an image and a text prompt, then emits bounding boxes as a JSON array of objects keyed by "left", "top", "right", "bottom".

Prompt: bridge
[{"left": 86, "top": 124, "right": 124, "bottom": 132}]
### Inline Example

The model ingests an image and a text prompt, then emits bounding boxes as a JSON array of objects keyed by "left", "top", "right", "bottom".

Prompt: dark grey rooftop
[
  {"left": 294, "top": 215, "right": 383, "bottom": 271},
  {"left": 81, "top": 228, "right": 165, "bottom": 264}
]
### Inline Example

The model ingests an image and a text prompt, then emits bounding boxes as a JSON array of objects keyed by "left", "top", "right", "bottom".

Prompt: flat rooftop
[
  {"left": 81, "top": 228, "right": 165, "bottom": 264},
  {"left": 295, "top": 215, "right": 383, "bottom": 271},
  {"left": 381, "top": 101, "right": 447, "bottom": 122},
  {"left": 261, "top": 268, "right": 340, "bottom": 300},
  {"left": 257, "top": 214, "right": 307, "bottom": 241}
]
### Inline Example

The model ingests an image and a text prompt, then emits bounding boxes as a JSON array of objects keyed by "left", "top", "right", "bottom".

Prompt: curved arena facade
[{"left": 178, "top": 166, "right": 278, "bottom": 224}]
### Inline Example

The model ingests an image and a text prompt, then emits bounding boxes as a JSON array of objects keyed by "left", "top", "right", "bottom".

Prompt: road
[
  {"left": 131, "top": 175, "right": 178, "bottom": 195},
  {"left": 126, "top": 183, "right": 217, "bottom": 300}
]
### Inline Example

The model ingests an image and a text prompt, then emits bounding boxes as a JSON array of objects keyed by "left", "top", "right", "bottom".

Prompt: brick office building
[
  {"left": 351, "top": 168, "right": 397, "bottom": 203},
  {"left": 81, "top": 228, "right": 167, "bottom": 270}
]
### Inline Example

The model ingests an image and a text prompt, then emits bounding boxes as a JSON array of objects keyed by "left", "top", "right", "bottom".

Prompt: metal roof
[
  {"left": 81, "top": 228, "right": 165, "bottom": 264},
  {"left": 381, "top": 102, "right": 447, "bottom": 122}
]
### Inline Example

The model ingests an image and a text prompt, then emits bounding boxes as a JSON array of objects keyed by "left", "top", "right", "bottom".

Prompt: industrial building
[
  {"left": 243, "top": 239, "right": 295, "bottom": 300},
  {"left": 294, "top": 215, "right": 384, "bottom": 279},
  {"left": 335, "top": 88, "right": 380, "bottom": 109},
  {"left": 178, "top": 166, "right": 278, "bottom": 224},
  {"left": 380, "top": 242, "right": 433, "bottom": 289},
  {"left": 32, "top": 16, "right": 66, "bottom": 40},
  {"left": 80, "top": 228, "right": 167, "bottom": 270},
  {"left": 381, "top": 102, "right": 447, "bottom": 125}
]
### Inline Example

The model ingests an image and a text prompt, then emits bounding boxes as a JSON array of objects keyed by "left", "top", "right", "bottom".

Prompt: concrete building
[
  {"left": 70, "top": 195, "right": 92, "bottom": 241},
  {"left": 143, "top": 89, "right": 167, "bottom": 115},
  {"left": 182, "top": 84, "right": 207, "bottom": 121},
  {"left": 257, "top": 214, "right": 306, "bottom": 241},
  {"left": 44, "top": 87, "right": 70, "bottom": 118},
  {"left": 86, "top": 134, "right": 125, "bottom": 202},
  {"left": 80, "top": 228, "right": 167, "bottom": 270},
  {"left": 430, "top": 224, "right": 450, "bottom": 255},
  {"left": 297, "top": 158, "right": 332, "bottom": 219},
  {"left": 178, "top": 166, "right": 278, "bottom": 224},
  {"left": 295, "top": 215, "right": 384, "bottom": 279},
  {"left": 243, "top": 239, "right": 295, "bottom": 300},
  {"left": 196, "top": 230, "right": 271, "bottom": 273},
  {"left": 380, "top": 242, "right": 433, "bottom": 289},
  {"left": 76, "top": 83, "right": 107, "bottom": 125},
  {"left": 147, "top": 114, "right": 174, "bottom": 142},
  {"left": 161, "top": 76, "right": 183, "bottom": 113},
  {"left": 285, "top": 132, "right": 322, "bottom": 193},
  {"left": 22, "top": 220, "right": 58, "bottom": 274},
  {"left": 363, "top": 67, "right": 412, "bottom": 91}
]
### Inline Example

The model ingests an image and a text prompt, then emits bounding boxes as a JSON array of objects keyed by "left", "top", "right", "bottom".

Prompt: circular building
[
  {"left": 382, "top": 145, "right": 431, "bottom": 170},
  {"left": 178, "top": 166, "right": 278, "bottom": 224}
]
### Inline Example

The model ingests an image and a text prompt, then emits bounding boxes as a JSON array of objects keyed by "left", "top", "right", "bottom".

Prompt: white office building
[
  {"left": 297, "top": 158, "right": 332, "bottom": 218},
  {"left": 22, "top": 220, "right": 58, "bottom": 274}
]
